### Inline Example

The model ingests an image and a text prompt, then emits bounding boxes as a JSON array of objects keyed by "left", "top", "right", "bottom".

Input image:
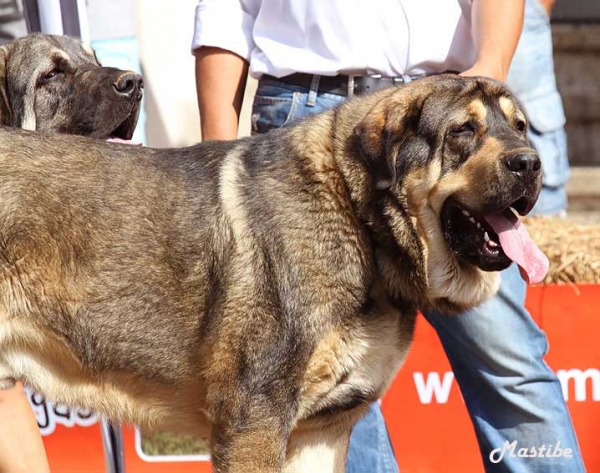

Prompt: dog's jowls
[{"left": 0, "top": 75, "right": 546, "bottom": 472}]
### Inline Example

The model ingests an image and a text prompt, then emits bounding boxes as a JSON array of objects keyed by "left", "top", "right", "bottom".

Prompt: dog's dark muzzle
[
  {"left": 113, "top": 72, "right": 144, "bottom": 101},
  {"left": 440, "top": 148, "right": 543, "bottom": 272},
  {"left": 501, "top": 151, "right": 542, "bottom": 215},
  {"left": 505, "top": 152, "right": 541, "bottom": 181}
]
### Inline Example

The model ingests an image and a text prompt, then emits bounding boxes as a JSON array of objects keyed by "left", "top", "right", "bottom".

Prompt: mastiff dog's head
[
  {"left": 0, "top": 33, "right": 142, "bottom": 139},
  {"left": 345, "top": 75, "right": 548, "bottom": 313}
]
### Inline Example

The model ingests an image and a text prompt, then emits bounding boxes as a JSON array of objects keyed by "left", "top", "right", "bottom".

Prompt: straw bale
[{"left": 524, "top": 216, "right": 600, "bottom": 285}]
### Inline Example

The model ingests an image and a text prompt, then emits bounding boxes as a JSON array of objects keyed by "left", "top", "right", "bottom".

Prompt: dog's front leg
[
  {"left": 284, "top": 408, "right": 365, "bottom": 473},
  {"left": 0, "top": 377, "right": 16, "bottom": 389},
  {"left": 0, "top": 359, "right": 16, "bottom": 389},
  {"left": 210, "top": 406, "right": 290, "bottom": 473}
]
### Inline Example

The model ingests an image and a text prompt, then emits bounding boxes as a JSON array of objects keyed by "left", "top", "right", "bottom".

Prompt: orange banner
[{"left": 28, "top": 389, "right": 106, "bottom": 473}]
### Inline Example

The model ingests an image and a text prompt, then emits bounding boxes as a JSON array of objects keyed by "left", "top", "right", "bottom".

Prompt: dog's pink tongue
[
  {"left": 484, "top": 212, "right": 549, "bottom": 284},
  {"left": 107, "top": 138, "right": 142, "bottom": 146}
]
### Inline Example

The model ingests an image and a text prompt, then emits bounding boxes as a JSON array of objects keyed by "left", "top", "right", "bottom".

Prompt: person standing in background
[
  {"left": 192, "top": 1, "right": 584, "bottom": 471},
  {"left": 507, "top": 0, "right": 570, "bottom": 217}
]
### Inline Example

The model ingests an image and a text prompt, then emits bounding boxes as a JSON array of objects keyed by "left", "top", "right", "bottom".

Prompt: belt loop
[
  {"left": 347, "top": 75, "right": 355, "bottom": 99},
  {"left": 401, "top": 73, "right": 413, "bottom": 84},
  {"left": 307, "top": 75, "right": 320, "bottom": 107}
]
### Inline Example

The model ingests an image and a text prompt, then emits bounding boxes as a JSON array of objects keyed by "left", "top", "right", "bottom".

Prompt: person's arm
[
  {"left": 539, "top": 0, "right": 556, "bottom": 15},
  {"left": 0, "top": 383, "right": 50, "bottom": 473},
  {"left": 192, "top": 0, "right": 255, "bottom": 141},
  {"left": 461, "top": 0, "right": 525, "bottom": 81},
  {"left": 194, "top": 46, "right": 249, "bottom": 141}
]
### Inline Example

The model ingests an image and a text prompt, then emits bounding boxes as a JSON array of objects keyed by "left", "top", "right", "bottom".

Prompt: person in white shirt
[{"left": 192, "top": 1, "right": 584, "bottom": 472}]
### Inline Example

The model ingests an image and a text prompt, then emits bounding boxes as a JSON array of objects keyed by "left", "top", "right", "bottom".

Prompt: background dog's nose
[
  {"left": 113, "top": 72, "right": 144, "bottom": 100},
  {"left": 505, "top": 153, "right": 541, "bottom": 175}
]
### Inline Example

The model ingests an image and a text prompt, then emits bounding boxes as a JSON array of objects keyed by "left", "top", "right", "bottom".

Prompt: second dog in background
[{"left": 0, "top": 33, "right": 142, "bottom": 139}]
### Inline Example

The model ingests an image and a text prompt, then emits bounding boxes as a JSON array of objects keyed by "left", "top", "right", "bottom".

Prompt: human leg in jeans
[
  {"left": 424, "top": 5, "right": 585, "bottom": 469},
  {"left": 424, "top": 264, "right": 584, "bottom": 472},
  {"left": 346, "top": 403, "right": 399, "bottom": 473},
  {"left": 427, "top": 3, "right": 580, "bottom": 470}
]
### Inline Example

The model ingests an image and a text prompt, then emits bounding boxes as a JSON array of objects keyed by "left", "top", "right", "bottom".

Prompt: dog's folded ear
[
  {"left": 354, "top": 103, "right": 397, "bottom": 191},
  {"left": 0, "top": 46, "right": 13, "bottom": 126},
  {"left": 354, "top": 87, "right": 430, "bottom": 191}
]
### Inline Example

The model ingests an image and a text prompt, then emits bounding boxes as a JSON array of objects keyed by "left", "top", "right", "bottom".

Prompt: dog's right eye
[{"left": 450, "top": 122, "right": 475, "bottom": 137}]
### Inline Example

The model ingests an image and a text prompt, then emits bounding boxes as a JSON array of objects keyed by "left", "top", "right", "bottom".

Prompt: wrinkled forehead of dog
[
  {"left": 6, "top": 33, "right": 100, "bottom": 72},
  {"left": 416, "top": 76, "right": 527, "bottom": 136}
]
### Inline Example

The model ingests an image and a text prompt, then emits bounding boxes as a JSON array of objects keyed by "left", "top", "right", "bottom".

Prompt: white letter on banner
[{"left": 413, "top": 371, "right": 454, "bottom": 404}]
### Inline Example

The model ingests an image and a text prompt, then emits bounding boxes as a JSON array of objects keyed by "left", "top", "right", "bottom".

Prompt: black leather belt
[{"left": 261, "top": 73, "right": 412, "bottom": 97}]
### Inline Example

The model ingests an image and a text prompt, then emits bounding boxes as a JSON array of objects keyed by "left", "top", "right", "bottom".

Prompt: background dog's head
[
  {"left": 0, "top": 33, "right": 142, "bottom": 139},
  {"left": 350, "top": 75, "right": 547, "bottom": 313}
]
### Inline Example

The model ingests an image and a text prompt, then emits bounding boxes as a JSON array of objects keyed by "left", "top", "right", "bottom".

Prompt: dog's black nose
[
  {"left": 113, "top": 72, "right": 144, "bottom": 100},
  {"left": 505, "top": 153, "right": 541, "bottom": 176}
]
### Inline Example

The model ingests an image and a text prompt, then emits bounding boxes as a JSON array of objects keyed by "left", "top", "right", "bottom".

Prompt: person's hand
[
  {"left": 0, "top": 383, "right": 50, "bottom": 473},
  {"left": 460, "top": 60, "right": 507, "bottom": 82}
]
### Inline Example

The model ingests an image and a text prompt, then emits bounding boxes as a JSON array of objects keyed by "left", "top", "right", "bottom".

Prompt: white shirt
[{"left": 192, "top": 0, "right": 476, "bottom": 79}]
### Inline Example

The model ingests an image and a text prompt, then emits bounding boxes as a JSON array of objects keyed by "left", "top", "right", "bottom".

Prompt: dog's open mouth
[
  {"left": 441, "top": 198, "right": 549, "bottom": 284},
  {"left": 108, "top": 106, "right": 140, "bottom": 141}
]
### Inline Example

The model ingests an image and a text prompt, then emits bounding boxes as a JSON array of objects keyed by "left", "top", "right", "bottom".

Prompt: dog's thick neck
[{"left": 283, "top": 100, "right": 426, "bottom": 314}]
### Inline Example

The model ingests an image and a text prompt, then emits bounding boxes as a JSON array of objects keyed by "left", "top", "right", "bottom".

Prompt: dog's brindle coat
[
  {"left": 0, "top": 33, "right": 141, "bottom": 138},
  {"left": 0, "top": 75, "right": 541, "bottom": 472}
]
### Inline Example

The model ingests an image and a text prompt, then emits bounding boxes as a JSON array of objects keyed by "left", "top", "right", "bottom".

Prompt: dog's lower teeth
[
  {"left": 462, "top": 210, "right": 470, "bottom": 217},
  {"left": 469, "top": 217, "right": 476, "bottom": 224},
  {"left": 484, "top": 232, "right": 489, "bottom": 241},
  {"left": 476, "top": 222, "right": 481, "bottom": 229}
]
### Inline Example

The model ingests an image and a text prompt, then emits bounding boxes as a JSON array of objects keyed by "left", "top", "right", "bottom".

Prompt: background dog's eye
[
  {"left": 450, "top": 122, "right": 475, "bottom": 136},
  {"left": 516, "top": 119, "right": 527, "bottom": 133},
  {"left": 40, "top": 69, "right": 63, "bottom": 83}
]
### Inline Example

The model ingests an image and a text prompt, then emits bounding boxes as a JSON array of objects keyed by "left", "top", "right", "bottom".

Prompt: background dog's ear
[
  {"left": 354, "top": 87, "right": 430, "bottom": 191},
  {"left": 0, "top": 45, "right": 13, "bottom": 126}
]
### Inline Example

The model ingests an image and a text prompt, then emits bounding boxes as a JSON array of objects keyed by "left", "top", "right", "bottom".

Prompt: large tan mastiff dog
[{"left": 0, "top": 75, "right": 547, "bottom": 472}]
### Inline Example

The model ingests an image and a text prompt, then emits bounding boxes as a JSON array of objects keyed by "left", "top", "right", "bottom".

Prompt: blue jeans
[{"left": 251, "top": 77, "right": 583, "bottom": 472}]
